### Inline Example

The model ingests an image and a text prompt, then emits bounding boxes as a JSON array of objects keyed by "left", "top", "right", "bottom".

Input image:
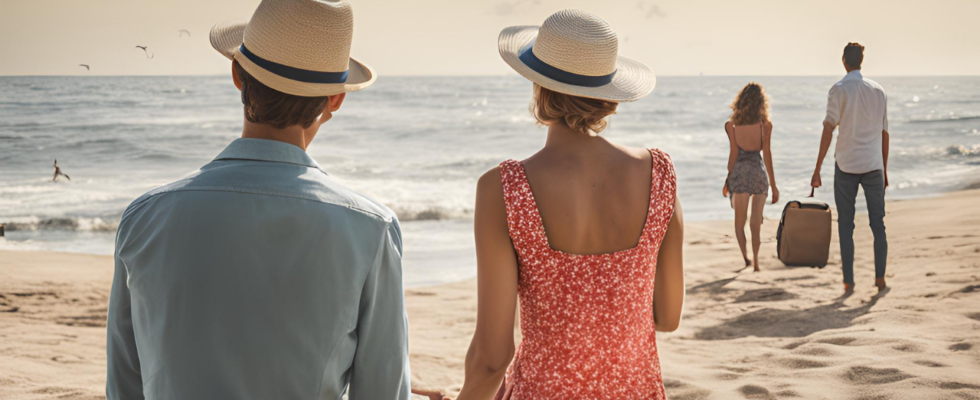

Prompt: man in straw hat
[{"left": 105, "top": 1, "right": 414, "bottom": 399}]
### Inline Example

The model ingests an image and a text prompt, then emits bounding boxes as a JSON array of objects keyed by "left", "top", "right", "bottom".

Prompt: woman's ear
[{"left": 231, "top": 61, "right": 243, "bottom": 91}]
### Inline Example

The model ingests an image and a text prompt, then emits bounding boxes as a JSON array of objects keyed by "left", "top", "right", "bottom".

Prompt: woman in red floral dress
[{"left": 457, "top": 9, "right": 686, "bottom": 400}]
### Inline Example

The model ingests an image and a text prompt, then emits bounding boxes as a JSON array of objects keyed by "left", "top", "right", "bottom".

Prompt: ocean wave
[
  {"left": 389, "top": 206, "right": 472, "bottom": 222},
  {"left": 908, "top": 115, "right": 980, "bottom": 123},
  {"left": 1, "top": 217, "right": 118, "bottom": 232},
  {"left": 0, "top": 207, "right": 472, "bottom": 231},
  {"left": 946, "top": 145, "right": 980, "bottom": 157}
]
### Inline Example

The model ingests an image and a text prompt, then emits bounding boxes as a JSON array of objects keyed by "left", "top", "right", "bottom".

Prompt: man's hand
[
  {"left": 884, "top": 171, "right": 889, "bottom": 189},
  {"left": 811, "top": 171, "right": 822, "bottom": 189}
]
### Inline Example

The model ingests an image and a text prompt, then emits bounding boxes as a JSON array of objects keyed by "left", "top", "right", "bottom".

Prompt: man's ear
[
  {"left": 231, "top": 61, "right": 243, "bottom": 91},
  {"left": 327, "top": 93, "right": 346, "bottom": 113}
]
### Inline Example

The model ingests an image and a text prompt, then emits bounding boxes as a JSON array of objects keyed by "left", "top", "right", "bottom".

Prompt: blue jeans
[{"left": 834, "top": 164, "right": 888, "bottom": 285}]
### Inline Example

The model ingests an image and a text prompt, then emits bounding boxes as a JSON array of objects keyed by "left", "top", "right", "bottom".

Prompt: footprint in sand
[
  {"left": 663, "top": 379, "right": 712, "bottom": 400},
  {"left": 738, "top": 384, "right": 774, "bottom": 399},
  {"left": 948, "top": 342, "right": 972, "bottom": 351},
  {"left": 843, "top": 366, "right": 913, "bottom": 385},
  {"left": 794, "top": 346, "right": 837, "bottom": 357},
  {"left": 816, "top": 337, "right": 859, "bottom": 346},
  {"left": 967, "top": 312, "right": 980, "bottom": 321},
  {"left": 734, "top": 288, "right": 799, "bottom": 303},
  {"left": 956, "top": 285, "right": 980, "bottom": 294},
  {"left": 912, "top": 360, "right": 946, "bottom": 368},
  {"left": 892, "top": 343, "right": 923, "bottom": 353},
  {"left": 713, "top": 372, "right": 742, "bottom": 381},
  {"left": 938, "top": 381, "right": 980, "bottom": 390},
  {"left": 779, "top": 357, "right": 829, "bottom": 369},
  {"left": 782, "top": 340, "right": 808, "bottom": 350}
]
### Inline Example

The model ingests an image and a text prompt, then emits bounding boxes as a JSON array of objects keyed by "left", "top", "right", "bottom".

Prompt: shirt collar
[
  {"left": 214, "top": 138, "right": 319, "bottom": 168},
  {"left": 844, "top": 70, "right": 863, "bottom": 80}
]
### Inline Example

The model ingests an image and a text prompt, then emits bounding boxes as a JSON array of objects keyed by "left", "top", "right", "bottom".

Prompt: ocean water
[{"left": 2, "top": 75, "right": 978, "bottom": 286}]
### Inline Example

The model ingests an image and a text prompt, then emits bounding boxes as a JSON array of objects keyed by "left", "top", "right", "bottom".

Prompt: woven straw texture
[
  {"left": 210, "top": 0, "right": 375, "bottom": 97},
  {"left": 499, "top": 9, "right": 655, "bottom": 102}
]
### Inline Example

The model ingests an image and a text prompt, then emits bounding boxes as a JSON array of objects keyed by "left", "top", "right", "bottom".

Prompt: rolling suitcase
[{"left": 776, "top": 200, "right": 832, "bottom": 267}]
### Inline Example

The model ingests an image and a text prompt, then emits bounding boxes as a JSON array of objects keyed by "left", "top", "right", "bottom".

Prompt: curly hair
[
  {"left": 729, "top": 82, "right": 770, "bottom": 126},
  {"left": 531, "top": 84, "right": 618, "bottom": 135}
]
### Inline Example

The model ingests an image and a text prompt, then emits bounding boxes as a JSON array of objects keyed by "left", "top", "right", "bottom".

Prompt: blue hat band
[
  {"left": 518, "top": 44, "right": 616, "bottom": 88},
  {"left": 239, "top": 44, "right": 349, "bottom": 84}
]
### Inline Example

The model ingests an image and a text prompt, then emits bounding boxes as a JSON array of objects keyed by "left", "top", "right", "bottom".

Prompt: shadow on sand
[{"left": 694, "top": 289, "right": 889, "bottom": 340}]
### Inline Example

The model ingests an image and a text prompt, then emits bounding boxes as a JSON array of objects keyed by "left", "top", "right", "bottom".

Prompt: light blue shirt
[{"left": 107, "top": 138, "right": 411, "bottom": 400}]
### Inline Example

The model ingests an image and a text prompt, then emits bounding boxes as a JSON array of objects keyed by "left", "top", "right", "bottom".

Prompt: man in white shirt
[{"left": 810, "top": 42, "right": 890, "bottom": 294}]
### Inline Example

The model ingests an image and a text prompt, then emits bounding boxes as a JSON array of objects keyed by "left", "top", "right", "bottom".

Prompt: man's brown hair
[
  {"left": 843, "top": 42, "right": 865, "bottom": 70},
  {"left": 531, "top": 85, "right": 618, "bottom": 135},
  {"left": 233, "top": 61, "right": 331, "bottom": 129}
]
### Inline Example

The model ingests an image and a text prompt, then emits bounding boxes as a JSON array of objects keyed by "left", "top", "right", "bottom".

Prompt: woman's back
[
  {"left": 522, "top": 142, "right": 654, "bottom": 255},
  {"left": 496, "top": 139, "right": 675, "bottom": 399},
  {"left": 731, "top": 121, "right": 765, "bottom": 152}
]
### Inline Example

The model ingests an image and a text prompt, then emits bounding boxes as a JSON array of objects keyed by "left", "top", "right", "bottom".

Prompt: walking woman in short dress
[
  {"left": 457, "top": 10, "right": 685, "bottom": 400},
  {"left": 724, "top": 83, "right": 779, "bottom": 272}
]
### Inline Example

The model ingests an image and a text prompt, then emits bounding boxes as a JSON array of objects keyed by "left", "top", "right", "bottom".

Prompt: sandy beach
[{"left": 2, "top": 190, "right": 979, "bottom": 399}]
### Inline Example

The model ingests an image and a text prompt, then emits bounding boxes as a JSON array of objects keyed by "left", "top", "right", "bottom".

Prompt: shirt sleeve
[
  {"left": 106, "top": 242, "right": 145, "bottom": 399},
  {"left": 824, "top": 84, "right": 842, "bottom": 127},
  {"left": 348, "top": 219, "right": 411, "bottom": 400},
  {"left": 882, "top": 93, "right": 889, "bottom": 132}
]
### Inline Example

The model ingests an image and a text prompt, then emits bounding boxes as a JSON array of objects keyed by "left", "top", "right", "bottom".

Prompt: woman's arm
[
  {"left": 723, "top": 122, "right": 737, "bottom": 197},
  {"left": 653, "top": 197, "right": 684, "bottom": 332},
  {"left": 762, "top": 122, "right": 779, "bottom": 203},
  {"left": 725, "top": 122, "right": 737, "bottom": 173},
  {"left": 457, "top": 167, "right": 519, "bottom": 400}
]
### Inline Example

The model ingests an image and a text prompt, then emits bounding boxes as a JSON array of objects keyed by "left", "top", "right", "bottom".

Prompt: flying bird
[
  {"left": 135, "top": 45, "right": 154, "bottom": 59},
  {"left": 78, "top": 64, "right": 90, "bottom": 71},
  {"left": 178, "top": 29, "right": 191, "bottom": 38}
]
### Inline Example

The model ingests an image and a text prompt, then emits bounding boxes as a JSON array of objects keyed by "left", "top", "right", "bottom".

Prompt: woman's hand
[
  {"left": 722, "top": 181, "right": 729, "bottom": 198},
  {"left": 412, "top": 388, "right": 452, "bottom": 400},
  {"left": 771, "top": 186, "right": 780, "bottom": 204}
]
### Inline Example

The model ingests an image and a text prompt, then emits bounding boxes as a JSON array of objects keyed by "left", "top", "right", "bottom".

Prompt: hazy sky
[{"left": 1, "top": 0, "right": 978, "bottom": 76}]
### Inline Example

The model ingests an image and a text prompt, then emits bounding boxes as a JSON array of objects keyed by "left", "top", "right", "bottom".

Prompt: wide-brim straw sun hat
[
  {"left": 499, "top": 9, "right": 655, "bottom": 102},
  {"left": 210, "top": 0, "right": 375, "bottom": 97}
]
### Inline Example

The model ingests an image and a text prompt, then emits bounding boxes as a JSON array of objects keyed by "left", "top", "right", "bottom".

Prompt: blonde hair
[
  {"left": 729, "top": 82, "right": 770, "bottom": 126},
  {"left": 531, "top": 84, "right": 618, "bottom": 135}
]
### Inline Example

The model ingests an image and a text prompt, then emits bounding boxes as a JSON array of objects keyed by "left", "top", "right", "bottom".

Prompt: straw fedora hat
[
  {"left": 210, "top": 0, "right": 375, "bottom": 97},
  {"left": 499, "top": 9, "right": 655, "bottom": 102}
]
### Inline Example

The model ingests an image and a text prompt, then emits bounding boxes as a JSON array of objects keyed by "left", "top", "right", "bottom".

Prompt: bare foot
[
  {"left": 844, "top": 283, "right": 854, "bottom": 294},
  {"left": 744, "top": 258, "right": 751, "bottom": 267},
  {"left": 753, "top": 266, "right": 760, "bottom": 272},
  {"left": 875, "top": 278, "right": 887, "bottom": 292}
]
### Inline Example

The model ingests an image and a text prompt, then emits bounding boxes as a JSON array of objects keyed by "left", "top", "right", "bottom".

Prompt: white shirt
[{"left": 824, "top": 70, "right": 889, "bottom": 174}]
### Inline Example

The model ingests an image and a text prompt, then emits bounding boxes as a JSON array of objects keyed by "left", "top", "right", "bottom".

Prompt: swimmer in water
[{"left": 53, "top": 159, "right": 71, "bottom": 182}]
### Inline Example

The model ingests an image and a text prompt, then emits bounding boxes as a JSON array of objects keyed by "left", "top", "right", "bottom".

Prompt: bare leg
[
  {"left": 732, "top": 193, "right": 751, "bottom": 266},
  {"left": 749, "top": 193, "right": 767, "bottom": 271}
]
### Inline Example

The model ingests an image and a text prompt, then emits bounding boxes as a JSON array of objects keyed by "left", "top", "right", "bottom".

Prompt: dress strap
[
  {"left": 498, "top": 160, "right": 550, "bottom": 255},
  {"left": 640, "top": 149, "right": 677, "bottom": 248}
]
